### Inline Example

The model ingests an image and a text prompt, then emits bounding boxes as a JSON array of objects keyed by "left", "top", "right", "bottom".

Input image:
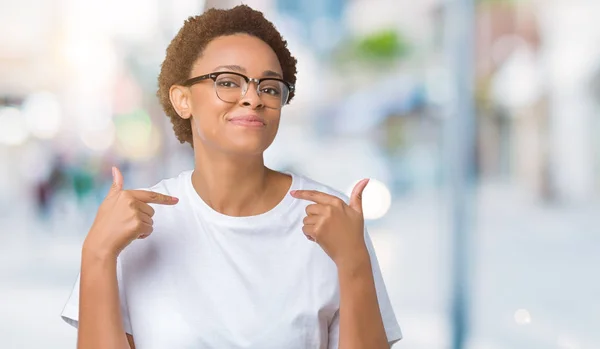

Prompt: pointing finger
[
  {"left": 129, "top": 190, "right": 179, "bottom": 205},
  {"left": 291, "top": 190, "right": 341, "bottom": 206}
]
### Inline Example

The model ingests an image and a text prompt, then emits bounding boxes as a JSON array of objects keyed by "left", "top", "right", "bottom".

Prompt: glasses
[{"left": 181, "top": 71, "right": 295, "bottom": 109}]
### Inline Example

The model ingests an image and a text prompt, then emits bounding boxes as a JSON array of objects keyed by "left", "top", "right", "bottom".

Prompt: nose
[{"left": 239, "top": 81, "right": 264, "bottom": 109}]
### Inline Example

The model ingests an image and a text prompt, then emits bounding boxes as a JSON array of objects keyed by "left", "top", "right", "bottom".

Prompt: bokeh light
[
  {"left": 80, "top": 120, "right": 116, "bottom": 152},
  {"left": 346, "top": 178, "right": 392, "bottom": 220},
  {"left": 514, "top": 309, "right": 532, "bottom": 325},
  {"left": 0, "top": 107, "right": 29, "bottom": 146},
  {"left": 114, "top": 109, "right": 162, "bottom": 161},
  {"left": 22, "top": 92, "right": 63, "bottom": 140}
]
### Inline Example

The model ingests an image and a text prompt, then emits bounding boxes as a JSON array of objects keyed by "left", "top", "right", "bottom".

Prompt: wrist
[
  {"left": 335, "top": 247, "right": 371, "bottom": 277},
  {"left": 82, "top": 240, "right": 119, "bottom": 263}
]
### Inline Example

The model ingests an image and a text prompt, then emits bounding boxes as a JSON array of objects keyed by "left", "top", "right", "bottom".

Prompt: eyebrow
[{"left": 213, "top": 65, "right": 283, "bottom": 79}]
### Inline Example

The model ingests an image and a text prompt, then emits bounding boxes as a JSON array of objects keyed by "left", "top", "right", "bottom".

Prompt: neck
[{"left": 191, "top": 145, "right": 277, "bottom": 217}]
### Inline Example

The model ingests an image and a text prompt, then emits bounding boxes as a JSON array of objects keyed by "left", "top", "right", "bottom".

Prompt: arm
[
  {"left": 291, "top": 180, "right": 395, "bottom": 348},
  {"left": 75, "top": 167, "right": 177, "bottom": 349},
  {"left": 337, "top": 250, "right": 389, "bottom": 349},
  {"left": 77, "top": 249, "right": 130, "bottom": 349}
]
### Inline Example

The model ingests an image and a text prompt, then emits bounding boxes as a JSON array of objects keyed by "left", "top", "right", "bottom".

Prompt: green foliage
[
  {"left": 354, "top": 29, "right": 409, "bottom": 61},
  {"left": 332, "top": 29, "right": 411, "bottom": 68}
]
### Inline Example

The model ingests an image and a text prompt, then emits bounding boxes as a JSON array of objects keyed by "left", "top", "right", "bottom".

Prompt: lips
[{"left": 227, "top": 114, "right": 266, "bottom": 128}]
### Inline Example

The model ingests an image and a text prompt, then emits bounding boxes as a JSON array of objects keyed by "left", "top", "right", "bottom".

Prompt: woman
[{"left": 61, "top": 5, "right": 402, "bottom": 349}]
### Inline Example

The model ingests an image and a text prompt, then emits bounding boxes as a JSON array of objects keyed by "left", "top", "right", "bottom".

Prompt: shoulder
[
  {"left": 120, "top": 170, "right": 192, "bottom": 260},
  {"left": 131, "top": 170, "right": 193, "bottom": 225},
  {"left": 291, "top": 172, "right": 350, "bottom": 204},
  {"left": 136, "top": 170, "right": 192, "bottom": 197}
]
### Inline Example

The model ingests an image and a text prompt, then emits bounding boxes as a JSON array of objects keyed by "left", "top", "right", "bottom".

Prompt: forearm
[
  {"left": 78, "top": 248, "right": 130, "bottom": 349},
  {"left": 337, "top": 252, "right": 388, "bottom": 349}
]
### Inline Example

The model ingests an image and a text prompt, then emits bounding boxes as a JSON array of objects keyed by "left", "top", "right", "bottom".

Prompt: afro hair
[{"left": 157, "top": 5, "right": 298, "bottom": 147}]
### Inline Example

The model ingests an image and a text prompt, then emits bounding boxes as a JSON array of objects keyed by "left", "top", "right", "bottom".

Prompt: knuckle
[
  {"left": 127, "top": 199, "right": 137, "bottom": 209},
  {"left": 132, "top": 219, "right": 143, "bottom": 230},
  {"left": 149, "top": 192, "right": 158, "bottom": 200}
]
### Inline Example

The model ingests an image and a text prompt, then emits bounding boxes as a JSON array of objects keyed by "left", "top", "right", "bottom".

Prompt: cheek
[
  {"left": 190, "top": 92, "right": 230, "bottom": 139},
  {"left": 268, "top": 118, "right": 281, "bottom": 136}
]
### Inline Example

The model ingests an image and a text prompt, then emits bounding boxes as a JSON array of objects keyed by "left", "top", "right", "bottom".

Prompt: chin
[{"left": 225, "top": 138, "right": 273, "bottom": 156}]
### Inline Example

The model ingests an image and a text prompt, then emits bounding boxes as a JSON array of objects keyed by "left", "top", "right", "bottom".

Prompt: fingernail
[
  {"left": 172, "top": 197, "right": 179, "bottom": 203},
  {"left": 290, "top": 190, "right": 296, "bottom": 195},
  {"left": 111, "top": 166, "right": 116, "bottom": 178}
]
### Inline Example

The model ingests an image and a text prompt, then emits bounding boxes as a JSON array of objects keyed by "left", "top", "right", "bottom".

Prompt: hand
[
  {"left": 83, "top": 167, "right": 179, "bottom": 259},
  {"left": 290, "top": 179, "right": 370, "bottom": 269}
]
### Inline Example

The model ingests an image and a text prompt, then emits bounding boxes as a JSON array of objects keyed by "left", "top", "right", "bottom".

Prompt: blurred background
[{"left": 1, "top": 0, "right": 599, "bottom": 348}]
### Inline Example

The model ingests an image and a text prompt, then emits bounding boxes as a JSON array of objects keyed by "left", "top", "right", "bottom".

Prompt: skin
[{"left": 77, "top": 34, "right": 389, "bottom": 349}]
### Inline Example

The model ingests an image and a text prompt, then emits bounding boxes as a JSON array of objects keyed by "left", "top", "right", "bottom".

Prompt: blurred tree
[
  {"left": 332, "top": 29, "right": 411, "bottom": 70},
  {"left": 355, "top": 29, "right": 409, "bottom": 62}
]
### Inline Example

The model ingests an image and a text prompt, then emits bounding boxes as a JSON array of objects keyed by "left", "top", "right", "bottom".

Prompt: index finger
[
  {"left": 290, "top": 190, "right": 340, "bottom": 205},
  {"left": 128, "top": 190, "right": 179, "bottom": 205}
]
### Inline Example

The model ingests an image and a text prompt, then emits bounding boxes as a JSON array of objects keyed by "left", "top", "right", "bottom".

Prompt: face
[{"left": 169, "top": 34, "right": 285, "bottom": 156}]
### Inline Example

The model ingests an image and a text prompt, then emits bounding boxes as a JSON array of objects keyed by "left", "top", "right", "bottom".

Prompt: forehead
[{"left": 192, "top": 34, "right": 282, "bottom": 76}]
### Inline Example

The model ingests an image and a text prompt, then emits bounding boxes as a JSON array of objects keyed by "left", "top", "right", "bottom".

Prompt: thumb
[
  {"left": 110, "top": 166, "right": 124, "bottom": 194},
  {"left": 349, "top": 178, "right": 369, "bottom": 214}
]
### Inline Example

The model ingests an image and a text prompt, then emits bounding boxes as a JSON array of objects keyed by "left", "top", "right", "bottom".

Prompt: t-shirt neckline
[{"left": 184, "top": 170, "right": 299, "bottom": 226}]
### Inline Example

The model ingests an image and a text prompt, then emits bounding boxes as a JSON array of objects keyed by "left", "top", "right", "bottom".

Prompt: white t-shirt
[{"left": 61, "top": 170, "right": 402, "bottom": 349}]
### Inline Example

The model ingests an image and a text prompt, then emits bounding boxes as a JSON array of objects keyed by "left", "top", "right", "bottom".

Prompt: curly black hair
[{"left": 157, "top": 5, "right": 298, "bottom": 147}]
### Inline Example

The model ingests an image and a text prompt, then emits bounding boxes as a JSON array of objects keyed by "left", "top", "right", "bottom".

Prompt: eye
[
  {"left": 260, "top": 87, "right": 281, "bottom": 96},
  {"left": 216, "top": 80, "right": 240, "bottom": 88},
  {"left": 259, "top": 81, "right": 283, "bottom": 96},
  {"left": 215, "top": 73, "right": 244, "bottom": 89}
]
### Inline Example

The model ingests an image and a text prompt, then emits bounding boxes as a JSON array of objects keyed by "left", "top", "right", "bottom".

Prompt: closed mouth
[{"left": 227, "top": 115, "right": 266, "bottom": 126}]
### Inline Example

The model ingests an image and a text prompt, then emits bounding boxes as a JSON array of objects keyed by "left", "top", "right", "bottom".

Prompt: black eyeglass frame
[{"left": 181, "top": 71, "right": 295, "bottom": 106}]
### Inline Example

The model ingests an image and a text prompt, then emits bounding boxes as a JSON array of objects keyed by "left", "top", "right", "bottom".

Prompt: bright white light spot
[
  {"left": 22, "top": 92, "right": 62, "bottom": 139},
  {"left": 0, "top": 107, "right": 29, "bottom": 146},
  {"left": 346, "top": 178, "right": 392, "bottom": 220},
  {"left": 514, "top": 309, "right": 532, "bottom": 325},
  {"left": 63, "top": 33, "right": 116, "bottom": 86},
  {"left": 80, "top": 121, "right": 116, "bottom": 152}
]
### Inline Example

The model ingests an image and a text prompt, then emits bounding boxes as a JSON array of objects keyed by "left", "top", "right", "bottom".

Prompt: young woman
[{"left": 61, "top": 5, "right": 402, "bottom": 349}]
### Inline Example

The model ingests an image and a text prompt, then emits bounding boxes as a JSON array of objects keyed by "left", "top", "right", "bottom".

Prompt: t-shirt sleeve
[
  {"left": 60, "top": 256, "right": 132, "bottom": 334},
  {"left": 327, "top": 228, "right": 403, "bottom": 348}
]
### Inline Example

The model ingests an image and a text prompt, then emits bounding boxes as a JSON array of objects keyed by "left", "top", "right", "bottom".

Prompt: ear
[{"left": 169, "top": 85, "right": 192, "bottom": 120}]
